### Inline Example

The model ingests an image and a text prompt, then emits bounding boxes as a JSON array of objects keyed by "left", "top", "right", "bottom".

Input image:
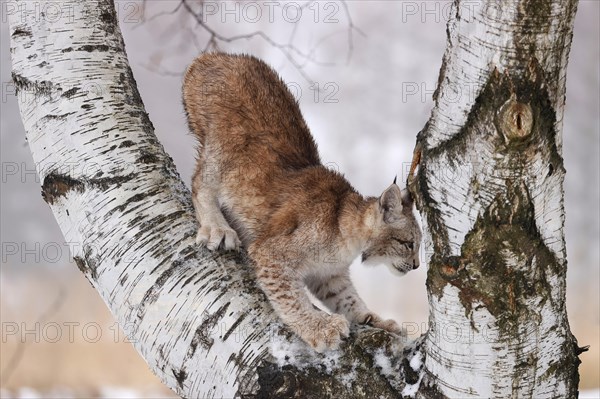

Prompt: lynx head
[{"left": 362, "top": 181, "right": 422, "bottom": 276}]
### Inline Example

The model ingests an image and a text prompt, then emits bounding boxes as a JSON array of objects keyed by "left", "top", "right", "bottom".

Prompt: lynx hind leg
[
  {"left": 191, "top": 161, "right": 241, "bottom": 251},
  {"left": 307, "top": 272, "right": 402, "bottom": 335}
]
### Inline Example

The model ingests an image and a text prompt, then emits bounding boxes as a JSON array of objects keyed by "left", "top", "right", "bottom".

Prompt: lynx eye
[{"left": 391, "top": 237, "right": 413, "bottom": 251}]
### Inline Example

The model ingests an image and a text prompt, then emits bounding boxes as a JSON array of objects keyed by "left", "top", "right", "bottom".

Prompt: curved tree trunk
[
  {"left": 8, "top": 0, "right": 414, "bottom": 397},
  {"left": 8, "top": 0, "right": 582, "bottom": 398}
]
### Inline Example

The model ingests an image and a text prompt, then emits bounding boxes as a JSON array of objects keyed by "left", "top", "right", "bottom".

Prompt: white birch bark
[
  {"left": 8, "top": 0, "right": 583, "bottom": 397},
  {"left": 412, "top": 0, "right": 582, "bottom": 397}
]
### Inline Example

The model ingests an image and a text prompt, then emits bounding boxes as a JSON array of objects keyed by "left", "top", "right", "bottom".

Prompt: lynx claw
[
  {"left": 196, "top": 224, "right": 241, "bottom": 251},
  {"left": 302, "top": 314, "right": 350, "bottom": 353},
  {"left": 359, "top": 312, "right": 402, "bottom": 334}
]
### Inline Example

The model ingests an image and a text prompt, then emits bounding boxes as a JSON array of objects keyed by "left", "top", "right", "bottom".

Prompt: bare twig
[
  {"left": 340, "top": 0, "right": 366, "bottom": 64},
  {"left": 137, "top": 0, "right": 184, "bottom": 27},
  {"left": 139, "top": 0, "right": 362, "bottom": 83}
]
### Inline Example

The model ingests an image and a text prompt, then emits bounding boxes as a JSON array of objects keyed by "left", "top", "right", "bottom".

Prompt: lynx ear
[{"left": 379, "top": 183, "right": 403, "bottom": 223}]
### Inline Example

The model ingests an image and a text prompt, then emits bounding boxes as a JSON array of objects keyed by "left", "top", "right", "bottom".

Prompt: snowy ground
[
  {"left": 0, "top": 387, "right": 177, "bottom": 399},
  {"left": 1, "top": 388, "right": 598, "bottom": 398}
]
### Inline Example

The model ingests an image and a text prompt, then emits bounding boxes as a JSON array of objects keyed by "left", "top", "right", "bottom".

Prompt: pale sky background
[{"left": 1, "top": 1, "right": 598, "bottom": 396}]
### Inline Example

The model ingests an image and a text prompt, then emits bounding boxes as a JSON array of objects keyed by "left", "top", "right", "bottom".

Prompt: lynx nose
[{"left": 412, "top": 259, "right": 419, "bottom": 270}]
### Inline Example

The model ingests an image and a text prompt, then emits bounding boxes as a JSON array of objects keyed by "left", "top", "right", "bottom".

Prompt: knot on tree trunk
[{"left": 497, "top": 94, "right": 534, "bottom": 140}]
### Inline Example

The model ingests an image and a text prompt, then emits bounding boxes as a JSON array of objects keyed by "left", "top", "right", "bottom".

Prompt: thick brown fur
[{"left": 183, "top": 53, "right": 421, "bottom": 352}]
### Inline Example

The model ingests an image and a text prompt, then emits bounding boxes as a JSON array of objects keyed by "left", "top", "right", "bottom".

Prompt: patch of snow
[
  {"left": 1, "top": 387, "right": 173, "bottom": 399},
  {"left": 580, "top": 389, "right": 600, "bottom": 399},
  {"left": 402, "top": 381, "right": 419, "bottom": 397},
  {"left": 268, "top": 324, "right": 342, "bottom": 373},
  {"left": 373, "top": 349, "right": 394, "bottom": 376},
  {"left": 98, "top": 387, "right": 144, "bottom": 398},
  {"left": 15, "top": 388, "right": 40, "bottom": 399},
  {"left": 401, "top": 349, "right": 425, "bottom": 398},
  {"left": 409, "top": 350, "right": 423, "bottom": 371}
]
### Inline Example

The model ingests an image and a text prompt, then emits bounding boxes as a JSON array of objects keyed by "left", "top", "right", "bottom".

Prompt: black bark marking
[
  {"left": 100, "top": 10, "right": 117, "bottom": 25},
  {"left": 77, "top": 44, "right": 111, "bottom": 52},
  {"left": 223, "top": 313, "right": 247, "bottom": 342},
  {"left": 180, "top": 274, "right": 196, "bottom": 288},
  {"left": 74, "top": 256, "right": 95, "bottom": 280},
  {"left": 73, "top": 245, "right": 100, "bottom": 280},
  {"left": 42, "top": 173, "right": 85, "bottom": 205},
  {"left": 172, "top": 367, "right": 187, "bottom": 390},
  {"left": 42, "top": 113, "right": 74, "bottom": 121},
  {"left": 119, "top": 66, "right": 145, "bottom": 108},
  {"left": 118, "top": 273, "right": 129, "bottom": 286},
  {"left": 97, "top": 0, "right": 118, "bottom": 35},
  {"left": 11, "top": 28, "right": 32, "bottom": 38},
  {"left": 42, "top": 172, "right": 136, "bottom": 205},
  {"left": 255, "top": 363, "right": 296, "bottom": 398},
  {"left": 12, "top": 72, "right": 54, "bottom": 97},
  {"left": 119, "top": 140, "right": 135, "bottom": 148},
  {"left": 186, "top": 302, "right": 231, "bottom": 356},
  {"left": 137, "top": 152, "right": 160, "bottom": 164},
  {"left": 61, "top": 87, "right": 79, "bottom": 98},
  {"left": 100, "top": 9, "right": 118, "bottom": 33},
  {"left": 110, "top": 192, "right": 146, "bottom": 213}
]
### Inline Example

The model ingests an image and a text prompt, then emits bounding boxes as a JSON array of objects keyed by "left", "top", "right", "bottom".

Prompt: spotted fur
[{"left": 183, "top": 53, "right": 422, "bottom": 352}]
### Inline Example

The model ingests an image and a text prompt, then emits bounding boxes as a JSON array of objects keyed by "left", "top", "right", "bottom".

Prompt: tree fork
[
  {"left": 9, "top": 0, "right": 584, "bottom": 397},
  {"left": 9, "top": 0, "right": 416, "bottom": 397}
]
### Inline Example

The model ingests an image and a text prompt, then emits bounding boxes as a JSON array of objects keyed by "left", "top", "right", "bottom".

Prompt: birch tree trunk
[
  {"left": 411, "top": 0, "right": 583, "bottom": 397},
  {"left": 8, "top": 0, "right": 582, "bottom": 398}
]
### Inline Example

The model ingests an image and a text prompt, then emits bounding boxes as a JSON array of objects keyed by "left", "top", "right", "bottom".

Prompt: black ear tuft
[{"left": 393, "top": 175, "right": 397, "bottom": 185}]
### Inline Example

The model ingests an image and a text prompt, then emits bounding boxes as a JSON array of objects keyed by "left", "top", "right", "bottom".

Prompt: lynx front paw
[
  {"left": 196, "top": 222, "right": 241, "bottom": 251},
  {"left": 359, "top": 312, "right": 402, "bottom": 334},
  {"left": 298, "top": 314, "right": 350, "bottom": 353}
]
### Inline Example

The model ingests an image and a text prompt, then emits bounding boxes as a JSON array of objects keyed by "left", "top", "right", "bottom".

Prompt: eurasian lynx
[{"left": 183, "top": 53, "right": 422, "bottom": 352}]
